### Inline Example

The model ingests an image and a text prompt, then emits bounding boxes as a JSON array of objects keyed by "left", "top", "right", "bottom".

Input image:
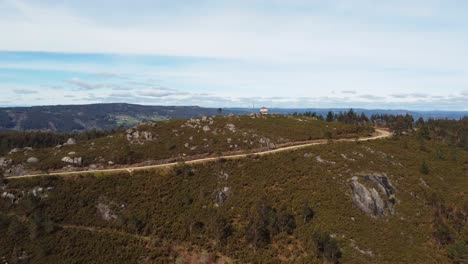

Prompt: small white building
[{"left": 260, "top": 107, "right": 269, "bottom": 115}]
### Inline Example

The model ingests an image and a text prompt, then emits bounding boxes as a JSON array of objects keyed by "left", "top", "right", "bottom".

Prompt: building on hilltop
[{"left": 260, "top": 107, "right": 269, "bottom": 115}]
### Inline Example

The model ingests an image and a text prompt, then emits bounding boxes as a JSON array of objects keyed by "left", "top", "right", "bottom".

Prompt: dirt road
[{"left": 7, "top": 129, "right": 391, "bottom": 179}]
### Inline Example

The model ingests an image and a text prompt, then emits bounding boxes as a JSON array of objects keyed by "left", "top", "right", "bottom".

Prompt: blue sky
[{"left": 0, "top": 0, "right": 467, "bottom": 110}]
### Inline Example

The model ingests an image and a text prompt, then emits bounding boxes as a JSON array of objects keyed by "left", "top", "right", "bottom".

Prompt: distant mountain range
[
  {"left": 0, "top": 103, "right": 465, "bottom": 131},
  {"left": 0, "top": 103, "right": 245, "bottom": 131}
]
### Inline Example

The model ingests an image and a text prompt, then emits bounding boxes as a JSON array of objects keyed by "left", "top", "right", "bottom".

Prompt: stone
[
  {"left": 97, "top": 203, "right": 118, "bottom": 221},
  {"left": 202, "top": 125, "right": 210, "bottom": 132},
  {"left": 26, "top": 157, "right": 39, "bottom": 163},
  {"left": 9, "top": 148, "right": 20, "bottom": 154},
  {"left": 226, "top": 123, "right": 236, "bottom": 132},
  {"left": 65, "top": 138, "right": 77, "bottom": 145},
  {"left": 350, "top": 175, "right": 396, "bottom": 218},
  {"left": 351, "top": 180, "right": 385, "bottom": 217},
  {"left": 61, "top": 156, "right": 82, "bottom": 165}
]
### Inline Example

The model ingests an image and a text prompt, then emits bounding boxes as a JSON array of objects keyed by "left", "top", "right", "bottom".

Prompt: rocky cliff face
[{"left": 350, "top": 174, "right": 395, "bottom": 218}]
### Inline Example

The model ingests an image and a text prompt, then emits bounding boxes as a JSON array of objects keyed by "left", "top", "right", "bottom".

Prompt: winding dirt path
[{"left": 7, "top": 129, "right": 391, "bottom": 179}]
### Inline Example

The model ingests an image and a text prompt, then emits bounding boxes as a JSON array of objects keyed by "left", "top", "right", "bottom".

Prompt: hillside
[
  {"left": 0, "top": 103, "right": 244, "bottom": 131},
  {"left": 0, "top": 119, "right": 466, "bottom": 263},
  {"left": 1, "top": 114, "right": 373, "bottom": 176}
]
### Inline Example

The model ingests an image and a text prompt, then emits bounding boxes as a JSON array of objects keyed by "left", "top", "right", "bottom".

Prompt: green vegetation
[
  {"left": 0, "top": 103, "right": 243, "bottom": 131},
  {"left": 3, "top": 114, "right": 373, "bottom": 174},
  {"left": 1, "top": 118, "right": 466, "bottom": 263}
]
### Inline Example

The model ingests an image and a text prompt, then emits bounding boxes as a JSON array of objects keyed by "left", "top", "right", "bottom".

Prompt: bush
[
  {"left": 433, "top": 221, "right": 452, "bottom": 245},
  {"left": 174, "top": 162, "right": 194, "bottom": 177},
  {"left": 312, "top": 230, "right": 342, "bottom": 264},
  {"left": 303, "top": 204, "right": 314, "bottom": 223},
  {"left": 447, "top": 242, "right": 468, "bottom": 264},
  {"left": 420, "top": 160, "right": 430, "bottom": 175}
]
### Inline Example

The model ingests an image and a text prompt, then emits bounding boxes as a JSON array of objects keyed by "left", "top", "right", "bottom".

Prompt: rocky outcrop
[
  {"left": 96, "top": 196, "right": 123, "bottom": 221},
  {"left": 4, "top": 164, "right": 25, "bottom": 176},
  {"left": 126, "top": 128, "right": 155, "bottom": 144},
  {"left": 350, "top": 174, "right": 396, "bottom": 218},
  {"left": 0, "top": 157, "right": 12, "bottom": 168},
  {"left": 26, "top": 157, "right": 39, "bottom": 163},
  {"left": 97, "top": 202, "right": 118, "bottom": 221},
  {"left": 259, "top": 137, "right": 275, "bottom": 149},
  {"left": 64, "top": 138, "right": 77, "bottom": 145},
  {"left": 61, "top": 156, "right": 82, "bottom": 166},
  {"left": 225, "top": 123, "right": 236, "bottom": 132},
  {"left": 316, "top": 156, "right": 336, "bottom": 165}
]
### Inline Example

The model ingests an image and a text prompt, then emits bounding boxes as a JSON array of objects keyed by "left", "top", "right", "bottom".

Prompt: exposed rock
[
  {"left": 316, "top": 156, "right": 336, "bottom": 165},
  {"left": 303, "top": 153, "right": 313, "bottom": 158},
  {"left": 5, "top": 164, "right": 25, "bottom": 176},
  {"left": 108, "top": 161, "right": 114, "bottom": 165},
  {"left": 225, "top": 124, "right": 236, "bottom": 132},
  {"left": 226, "top": 138, "right": 232, "bottom": 143},
  {"left": 259, "top": 137, "right": 275, "bottom": 149},
  {"left": 1, "top": 192, "right": 16, "bottom": 203},
  {"left": 202, "top": 125, "right": 211, "bottom": 132},
  {"left": 68, "top": 151, "right": 76, "bottom": 155},
  {"left": 216, "top": 188, "right": 229, "bottom": 205},
  {"left": 31, "top": 186, "right": 50, "bottom": 199},
  {"left": 9, "top": 148, "right": 20, "bottom": 154},
  {"left": 218, "top": 171, "right": 229, "bottom": 181},
  {"left": 351, "top": 179, "right": 385, "bottom": 217},
  {"left": 26, "top": 157, "right": 39, "bottom": 163},
  {"left": 23, "top": 147, "right": 33, "bottom": 151},
  {"left": 126, "top": 128, "right": 154, "bottom": 144},
  {"left": 61, "top": 156, "right": 82, "bottom": 165},
  {"left": 350, "top": 174, "right": 396, "bottom": 218},
  {"left": 0, "top": 157, "right": 12, "bottom": 167},
  {"left": 65, "top": 138, "right": 77, "bottom": 145},
  {"left": 341, "top": 154, "right": 355, "bottom": 161},
  {"left": 97, "top": 202, "right": 118, "bottom": 221}
]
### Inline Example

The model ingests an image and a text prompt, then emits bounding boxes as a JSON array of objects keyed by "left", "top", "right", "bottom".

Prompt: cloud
[
  {"left": 390, "top": 92, "right": 432, "bottom": 99},
  {"left": 360, "top": 94, "right": 386, "bottom": 100},
  {"left": 14, "top": 89, "right": 37, "bottom": 94},
  {"left": 65, "top": 77, "right": 97, "bottom": 90},
  {"left": 138, "top": 88, "right": 187, "bottom": 98},
  {"left": 341, "top": 90, "right": 357, "bottom": 94}
]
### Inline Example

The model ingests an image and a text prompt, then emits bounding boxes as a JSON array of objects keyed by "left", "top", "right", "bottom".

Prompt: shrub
[
  {"left": 312, "top": 230, "right": 342, "bottom": 264},
  {"left": 174, "top": 162, "right": 194, "bottom": 177},
  {"left": 447, "top": 242, "right": 468, "bottom": 264},
  {"left": 420, "top": 160, "right": 430, "bottom": 175},
  {"left": 433, "top": 221, "right": 452, "bottom": 245},
  {"left": 303, "top": 203, "right": 314, "bottom": 223}
]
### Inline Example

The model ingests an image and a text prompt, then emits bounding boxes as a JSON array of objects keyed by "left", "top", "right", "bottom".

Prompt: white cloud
[{"left": 1, "top": 0, "right": 467, "bottom": 110}]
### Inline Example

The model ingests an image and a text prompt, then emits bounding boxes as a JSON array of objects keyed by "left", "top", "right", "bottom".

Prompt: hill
[
  {"left": 0, "top": 103, "right": 244, "bottom": 131},
  {"left": 1, "top": 114, "right": 373, "bottom": 176},
  {"left": 0, "top": 118, "right": 466, "bottom": 263}
]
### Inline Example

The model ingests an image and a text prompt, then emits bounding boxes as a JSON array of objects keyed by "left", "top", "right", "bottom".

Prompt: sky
[{"left": 0, "top": 0, "right": 467, "bottom": 110}]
